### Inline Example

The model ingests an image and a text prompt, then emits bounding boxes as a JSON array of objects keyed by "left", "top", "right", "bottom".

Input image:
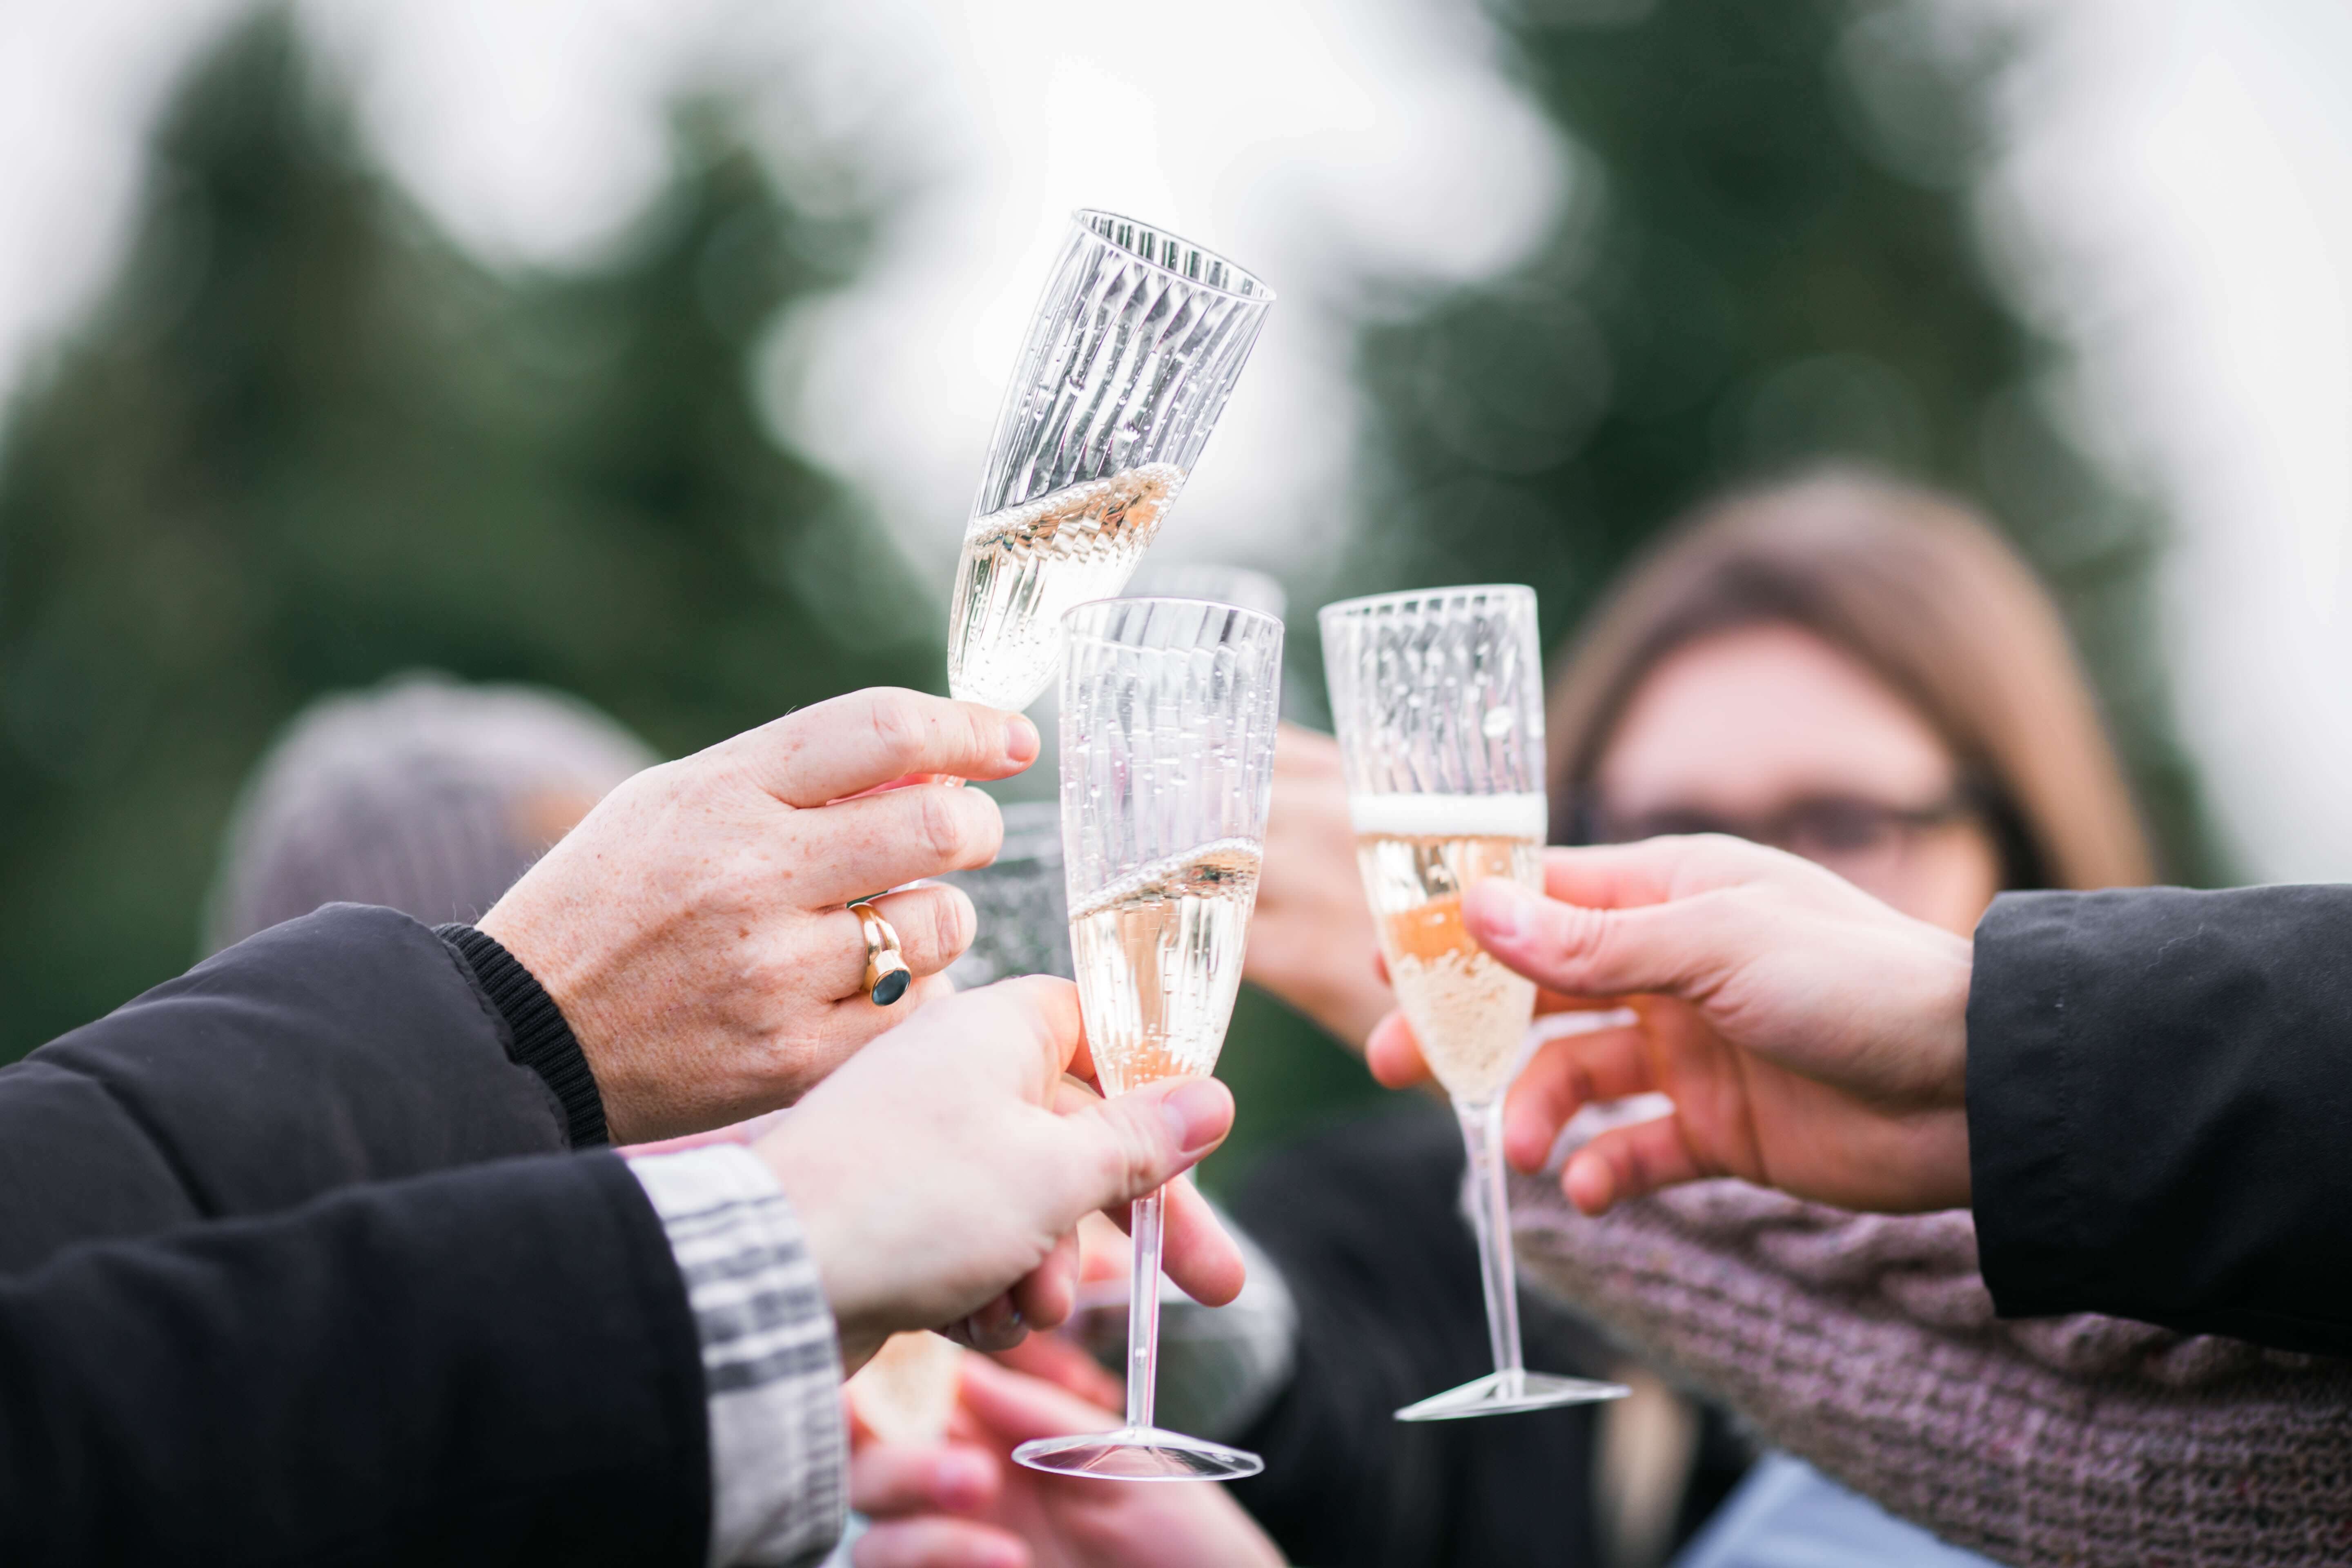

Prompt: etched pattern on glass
[
  {"left": 948, "top": 212, "right": 1274, "bottom": 713},
  {"left": 1318, "top": 583, "right": 1628, "bottom": 1421},
  {"left": 1059, "top": 597, "right": 1281, "bottom": 1090},
  {"left": 1013, "top": 594, "right": 1282, "bottom": 1482},
  {"left": 1320, "top": 584, "right": 1548, "bottom": 801}
]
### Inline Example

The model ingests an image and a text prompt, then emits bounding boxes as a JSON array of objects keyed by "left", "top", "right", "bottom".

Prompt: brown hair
[{"left": 1545, "top": 470, "right": 2154, "bottom": 891}]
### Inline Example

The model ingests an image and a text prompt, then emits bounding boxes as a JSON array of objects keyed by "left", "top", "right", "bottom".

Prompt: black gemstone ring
[{"left": 851, "top": 902, "right": 912, "bottom": 1006}]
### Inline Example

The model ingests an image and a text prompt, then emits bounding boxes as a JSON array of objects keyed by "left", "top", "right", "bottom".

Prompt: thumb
[
  {"left": 1463, "top": 878, "right": 1735, "bottom": 1001},
  {"left": 1065, "top": 1077, "right": 1235, "bottom": 1211}
]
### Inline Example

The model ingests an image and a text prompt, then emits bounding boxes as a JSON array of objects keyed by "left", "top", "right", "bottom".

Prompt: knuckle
[
  {"left": 1118, "top": 1116, "right": 1163, "bottom": 1194},
  {"left": 864, "top": 689, "right": 927, "bottom": 769},
  {"left": 1539, "top": 900, "right": 1606, "bottom": 963},
  {"left": 932, "top": 886, "right": 976, "bottom": 960},
  {"left": 914, "top": 786, "right": 973, "bottom": 865},
  {"left": 963, "top": 702, "right": 998, "bottom": 760},
  {"left": 1089, "top": 1107, "right": 1158, "bottom": 1200}
]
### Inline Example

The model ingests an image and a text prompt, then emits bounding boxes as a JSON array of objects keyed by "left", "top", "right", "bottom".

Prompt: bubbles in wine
[
  {"left": 947, "top": 463, "right": 1186, "bottom": 713},
  {"left": 1352, "top": 794, "right": 1544, "bottom": 1105},
  {"left": 1069, "top": 838, "right": 1261, "bottom": 1097}
]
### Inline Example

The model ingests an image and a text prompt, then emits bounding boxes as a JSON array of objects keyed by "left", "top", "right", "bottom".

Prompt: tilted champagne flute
[
  {"left": 946, "top": 212, "right": 1274, "bottom": 717},
  {"left": 1013, "top": 596, "right": 1283, "bottom": 1481},
  {"left": 1319, "top": 585, "right": 1630, "bottom": 1422}
]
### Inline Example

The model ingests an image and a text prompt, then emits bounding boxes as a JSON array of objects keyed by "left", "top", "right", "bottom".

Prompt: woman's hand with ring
[{"left": 479, "top": 688, "right": 1039, "bottom": 1142}]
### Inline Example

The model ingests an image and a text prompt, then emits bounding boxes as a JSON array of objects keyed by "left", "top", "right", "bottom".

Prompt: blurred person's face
[{"left": 1590, "top": 622, "right": 2002, "bottom": 935}]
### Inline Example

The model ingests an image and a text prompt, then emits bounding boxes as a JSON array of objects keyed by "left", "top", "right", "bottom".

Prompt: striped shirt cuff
[{"left": 632, "top": 1145, "right": 846, "bottom": 1568}]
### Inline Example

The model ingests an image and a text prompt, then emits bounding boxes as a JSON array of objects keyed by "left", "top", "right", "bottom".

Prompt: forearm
[
  {"left": 0, "top": 905, "right": 596, "bottom": 1274},
  {"left": 1510, "top": 1173, "right": 2352, "bottom": 1567},
  {"left": 0, "top": 1154, "right": 709, "bottom": 1567},
  {"left": 1970, "top": 886, "right": 2352, "bottom": 1352},
  {"left": 630, "top": 1146, "right": 846, "bottom": 1567}
]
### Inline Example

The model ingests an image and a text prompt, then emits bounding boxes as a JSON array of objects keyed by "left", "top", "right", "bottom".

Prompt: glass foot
[
  {"left": 1394, "top": 1370, "right": 1630, "bottom": 1423},
  {"left": 1013, "top": 1426, "right": 1265, "bottom": 1481}
]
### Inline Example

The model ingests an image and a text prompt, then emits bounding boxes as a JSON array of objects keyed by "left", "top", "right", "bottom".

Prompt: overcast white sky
[{"left": 1, "top": 0, "right": 2349, "bottom": 882}]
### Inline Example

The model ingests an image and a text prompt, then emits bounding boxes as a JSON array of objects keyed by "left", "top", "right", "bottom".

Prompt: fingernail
[
  {"left": 1007, "top": 715, "right": 1041, "bottom": 764},
  {"left": 1160, "top": 1078, "right": 1232, "bottom": 1155},
  {"left": 1466, "top": 879, "right": 1528, "bottom": 944}
]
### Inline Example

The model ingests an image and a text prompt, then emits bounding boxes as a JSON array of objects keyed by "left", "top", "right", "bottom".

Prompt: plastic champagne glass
[
  {"left": 1319, "top": 584, "right": 1631, "bottom": 1421},
  {"left": 1012, "top": 596, "right": 1283, "bottom": 1480},
  {"left": 945, "top": 213, "right": 1274, "bottom": 718}
]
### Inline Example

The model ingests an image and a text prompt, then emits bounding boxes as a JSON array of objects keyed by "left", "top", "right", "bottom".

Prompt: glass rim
[
  {"left": 1060, "top": 594, "right": 1287, "bottom": 647},
  {"left": 1315, "top": 583, "right": 1537, "bottom": 626},
  {"left": 1070, "top": 209, "right": 1276, "bottom": 304}
]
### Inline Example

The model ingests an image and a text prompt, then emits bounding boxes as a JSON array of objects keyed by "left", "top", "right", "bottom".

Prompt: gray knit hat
[{"left": 204, "top": 672, "right": 660, "bottom": 953}]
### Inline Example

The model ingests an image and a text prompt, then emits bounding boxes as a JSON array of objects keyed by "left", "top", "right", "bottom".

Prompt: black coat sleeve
[
  {"left": 0, "top": 904, "right": 585, "bottom": 1274},
  {"left": 1223, "top": 1100, "right": 1610, "bottom": 1568},
  {"left": 0, "top": 1150, "right": 708, "bottom": 1568},
  {"left": 1969, "top": 884, "right": 2352, "bottom": 1354}
]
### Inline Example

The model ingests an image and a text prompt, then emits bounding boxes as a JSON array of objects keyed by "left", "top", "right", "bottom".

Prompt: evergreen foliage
[
  {"left": 1321, "top": 0, "right": 2219, "bottom": 880},
  {"left": 0, "top": 13, "right": 936, "bottom": 1058}
]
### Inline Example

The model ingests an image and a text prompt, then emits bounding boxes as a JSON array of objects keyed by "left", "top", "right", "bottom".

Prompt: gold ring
[{"left": 851, "top": 902, "right": 911, "bottom": 1006}]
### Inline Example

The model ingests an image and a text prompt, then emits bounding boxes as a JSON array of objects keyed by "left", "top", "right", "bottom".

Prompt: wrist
[
  {"left": 630, "top": 1145, "right": 848, "bottom": 1564},
  {"left": 756, "top": 1136, "right": 895, "bottom": 1369},
  {"left": 437, "top": 921, "right": 609, "bottom": 1147},
  {"left": 477, "top": 893, "right": 671, "bottom": 1144},
  {"left": 1922, "top": 927, "right": 1974, "bottom": 1110}
]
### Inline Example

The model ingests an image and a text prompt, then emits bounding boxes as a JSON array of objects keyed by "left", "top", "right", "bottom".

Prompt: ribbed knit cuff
[{"left": 438, "top": 923, "right": 610, "bottom": 1148}]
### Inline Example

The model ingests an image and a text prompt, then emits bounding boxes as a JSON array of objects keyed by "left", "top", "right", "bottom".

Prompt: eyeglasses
[{"left": 1580, "top": 788, "right": 1984, "bottom": 894}]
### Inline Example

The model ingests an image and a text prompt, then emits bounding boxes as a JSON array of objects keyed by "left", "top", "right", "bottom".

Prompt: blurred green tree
[
  {"left": 1311, "top": 0, "right": 2221, "bottom": 882},
  {"left": 0, "top": 11, "right": 938, "bottom": 1058},
  {"left": 1217, "top": 0, "right": 2227, "bottom": 1169}
]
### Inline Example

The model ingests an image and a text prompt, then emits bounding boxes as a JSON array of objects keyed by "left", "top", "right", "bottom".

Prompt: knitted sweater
[{"left": 1509, "top": 1172, "right": 2352, "bottom": 1567}]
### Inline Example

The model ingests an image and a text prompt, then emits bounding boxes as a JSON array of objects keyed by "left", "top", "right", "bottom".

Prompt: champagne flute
[
  {"left": 1319, "top": 584, "right": 1630, "bottom": 1422},
  {"left": 1013, "top": 596, "right": 1283, "bottom": 1481},
  {"left": 946, "top": 213, "right": 1274, "bottom": 716}
]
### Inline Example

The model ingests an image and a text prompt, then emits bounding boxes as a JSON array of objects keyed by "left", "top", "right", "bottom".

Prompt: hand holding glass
[
  {"left": 1013, "top": 596, "right": 1283, "bottom": 1481},
  {"left": 1320, "top": 584, "right": 1630, "bottom": 1421}
]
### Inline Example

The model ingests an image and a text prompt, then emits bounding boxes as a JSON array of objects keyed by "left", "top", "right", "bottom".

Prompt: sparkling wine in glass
[
  {"left": 946, "top": 212, "right": 1274, "bottom": 715},
  {"left": 1013, "top": 596, "right": 1283, "bottom": 1481},
  {"left": 1320, "top": 584, "right": 1630, "bottom": 1422}
]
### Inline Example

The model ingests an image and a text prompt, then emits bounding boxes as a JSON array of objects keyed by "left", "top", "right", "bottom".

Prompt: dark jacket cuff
[
  {"left": 1965, "top": 891, "right": 2089, "bottom": 1317},
  {"left": 437, "top": 924, "right": 609, "bottom": 1149}
]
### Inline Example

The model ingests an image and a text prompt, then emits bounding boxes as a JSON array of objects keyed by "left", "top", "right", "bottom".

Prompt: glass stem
[
  {"left": 1457, "top": 1097, "right": 1526, "bottom": 1390},
  {"left": 1125, "top": 1185, "right": 1166, "bottom": 1432}
]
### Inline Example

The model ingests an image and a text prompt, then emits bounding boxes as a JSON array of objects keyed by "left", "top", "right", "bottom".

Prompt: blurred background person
[
  {"left": 1228, "top": 467, "right": 2152, "bottom": 1568},
  {"left": 205, "top": 671, "right": 657, "bottom": 951}
]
